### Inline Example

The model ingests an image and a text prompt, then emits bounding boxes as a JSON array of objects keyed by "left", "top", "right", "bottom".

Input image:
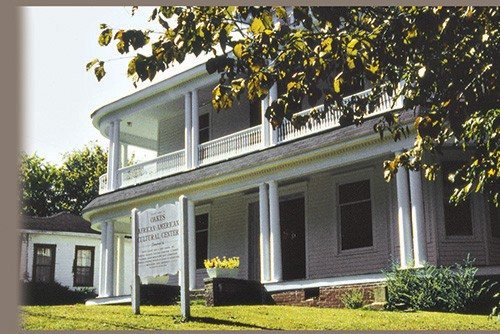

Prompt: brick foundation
[{"left": 269, "top": 283, "right": 386, "bottom": 308}]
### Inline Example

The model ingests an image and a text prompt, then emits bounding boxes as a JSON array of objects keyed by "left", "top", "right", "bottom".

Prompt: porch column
[
  {"left": 188, "top": 200, "right": 197, "bottom": 290},
  {"left": 268, "top": 181, "right": 282, "bottom": 282},
  {"left": 259, "top": 184, "right": 271, "bottom": 282},
  {"left": 185, "top": 92, "right": 193, "bottom": 169},
  {"left": 396, "top": 164, "right": 414, "bottom": 269},
  {"left": 105, "top": 222, "right": 115, "bottom": 297},
  {"left": 269, "top": 84, "right": 278, "bottom": 146},
  {"left": 410, "top": 170, "right": 428, "bottom": 267},
  {"left": 110, "top": 120, "right": 121, "bottom": 190},
  {"left": 98, "top": 222, "right": 107, "bottom": 297},
  {"left": 121, "top": 143, "right": 128, "bottom": 168},
  {"left": 115, "top": 234, "right": 125, "bottom": 295},
  {"left": 261, "top": 95, "right": 270, "bottom": 147},
  {"left": 106, "top": 122, "right": 115, "bottom": 191},
  {"left": 191, "top": 89, "right": 199, "bottom": 168}
]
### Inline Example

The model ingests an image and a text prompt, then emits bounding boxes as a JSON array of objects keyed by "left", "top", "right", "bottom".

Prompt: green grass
[{"left": 20, "top": 304, "right": 500, "bottom": 330}]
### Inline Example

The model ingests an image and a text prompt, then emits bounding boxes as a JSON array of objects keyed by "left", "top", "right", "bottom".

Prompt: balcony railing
[
  {"left": 119, "top": 149, "right": 186, "bottom": 188},
  {"left": 198, "top": 125, "right": 262, "bottom": 166},
  {"left": 98, "top": 86, "right": 403, "bottom": 194}
]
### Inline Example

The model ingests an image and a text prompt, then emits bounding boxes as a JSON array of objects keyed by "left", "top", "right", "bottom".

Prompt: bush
[
  {"left": 21, "top": 281, "right": 97, "bottom": 305},
  {"left": 384, "top": 256, "right": 492, "bottom": 313},
  {"left": 340, "top": 289, "right": 365, "bottom": 309}
]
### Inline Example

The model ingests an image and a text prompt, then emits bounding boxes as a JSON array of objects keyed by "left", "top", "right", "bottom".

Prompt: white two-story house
[{"left": 82, "top": 56, "right": 500, "bottom": 305}]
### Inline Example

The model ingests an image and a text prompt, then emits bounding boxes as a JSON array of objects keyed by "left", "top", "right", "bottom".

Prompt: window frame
[
  {"left": 32, "top": 244, "right": 56, "bottom": 283},
  {"left": 333, "top": 168, "right": 375, "bottom": 255},
  {"left": 73, "top": 245, "right": 95, "bottom": 287},
  {"left": 195, "top": 204, "right": 211, "bottom": 269}
]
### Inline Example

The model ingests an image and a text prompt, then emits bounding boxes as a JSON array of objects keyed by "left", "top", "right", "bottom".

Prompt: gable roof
[{"left": 21, "top": 212, "right": 100, "bottom": 235}]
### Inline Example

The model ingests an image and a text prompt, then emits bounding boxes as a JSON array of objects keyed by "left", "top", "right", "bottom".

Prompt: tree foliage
[
  {"left": 88, "top": 6, "right": 499, "bottom": 205},
  {"left": 19, "top": 142, "right": 108, "bottom": 216}
]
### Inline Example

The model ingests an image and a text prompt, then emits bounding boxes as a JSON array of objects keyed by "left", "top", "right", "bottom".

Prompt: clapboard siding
[
  {"left": 209, "top": 98, "right": 251, "bottom": 140},
  {"left": 157, "top": 113, "right": 184, "bottom": 156}
]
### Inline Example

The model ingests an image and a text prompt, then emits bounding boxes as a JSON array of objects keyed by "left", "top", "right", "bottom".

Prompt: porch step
[{"left": 85, "top": 295, "right": 131, "bottom": 306}]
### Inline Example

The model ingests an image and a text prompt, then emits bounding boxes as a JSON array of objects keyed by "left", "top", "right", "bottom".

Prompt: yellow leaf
[
  {"left": 233, "top": 43, "right": 243, "bottom": 58},
  {"left": 275, "top": 6, "right": 287, "bottom": 19},
  {"left": 250, "top": 17, "right": 265, "bottom": 34},
  {"left": 347, "top": 38, "right": 358, "bottom": 56},
  {"left": 347, "top": 57, "right": 356, "bottom": 69},
  {"left": 334, "top": 74, "right": 343, "bottom": 93}
]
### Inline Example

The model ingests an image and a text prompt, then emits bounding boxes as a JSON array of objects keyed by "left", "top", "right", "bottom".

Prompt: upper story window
[
  {"left": 196, "top": 213, "right": 209, "bottom": 269},
  {"left": 33, "top": 244, "right": 56, "bottom": 283},
  {"left": 73, "top": 246, "right": 95, "bottom": 287},
  {"left": 338, "top": 179, "right": 373, "bottom": 250},
  {"left": 249, "top": 100, "right": 262, "bottom": 127},
  {"left": 442, "top": 162, "right": 473, "bottom": 236},
  {"left": 199, "top": 113, "right": 210, "bottom": 144}
]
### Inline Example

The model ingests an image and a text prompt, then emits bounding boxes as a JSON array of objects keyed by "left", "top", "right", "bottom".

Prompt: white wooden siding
[{"left": 157, "top": 113, "right": 185, "bottom": 156}]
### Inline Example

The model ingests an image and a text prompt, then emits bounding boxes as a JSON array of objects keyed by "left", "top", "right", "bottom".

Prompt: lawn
[{"left": 20, "top": 304, "right": 500, "bottom": 330}]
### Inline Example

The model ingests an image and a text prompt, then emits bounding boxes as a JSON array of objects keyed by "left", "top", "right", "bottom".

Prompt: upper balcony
[{"left": 94, "top": 64, "right": 404, "bottom": 195}]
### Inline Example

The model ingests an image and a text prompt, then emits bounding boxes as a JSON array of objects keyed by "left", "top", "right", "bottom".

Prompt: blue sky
[{"left": 21, "top": 6, "right": 170, "bottom": 165}]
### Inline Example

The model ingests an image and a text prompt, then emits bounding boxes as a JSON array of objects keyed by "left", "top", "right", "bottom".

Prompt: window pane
[
  {"left": 196, "top": 214, "right": 209, "bottom": 231},
  {"left": 199, "top": 113, "right": 209, "bottom": 128},
  {"left": 340, "top": 201, "right": 373, "bottom": 250},
  {"left": 196, "top": 230, "right": 208, "bottom": 269},
  {"left": 33, "top": 245, "right": 55, "bottom": 283},
  {"left": 339, "top": 180, "right": 370, "bottom": 204},
  {"left": 74, "top": 247, "right": 94, "bottom": 287}
]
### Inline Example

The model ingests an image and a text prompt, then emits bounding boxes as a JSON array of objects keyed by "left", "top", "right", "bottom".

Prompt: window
[
  {"left": 249, "top": 100, "right": 261, "bottom": 127},
  {"left": 196, "top": 213, "right": 209, "bottom": 269},
  {"left": 73, "top": 246, "right": 95, "bottom": 287},
  {"left": 442, "top": 162, "right": 473, "bottom": 236},
  {"left": 199, "top": 113, "right": 210, "bottom": 144},
  {"left": 33, "top": 244, "right": 56, "bottom": 283},
  {"left": 338, "top": 179, "right": 373, "bottom": 250}
]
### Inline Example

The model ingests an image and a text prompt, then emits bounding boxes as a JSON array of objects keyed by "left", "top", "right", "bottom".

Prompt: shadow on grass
[{"left": 188, "top": 316, "right": 276, "bottom": 330}]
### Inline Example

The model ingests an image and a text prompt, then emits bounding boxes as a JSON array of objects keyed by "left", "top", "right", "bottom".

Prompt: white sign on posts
[
  {"left": 131, "top": 197, "right": 190, "bottom": 319},
  {"left": 137, "top": 203, "right": 180, "bottom": 277}
]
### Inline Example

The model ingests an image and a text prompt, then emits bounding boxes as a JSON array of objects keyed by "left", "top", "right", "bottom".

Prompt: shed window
[
  {"left": 73, "top": 246, "right": 95, "bottom": 287},
  {"left": 33, "top": 244, "right": 56, "bottom": 283}
]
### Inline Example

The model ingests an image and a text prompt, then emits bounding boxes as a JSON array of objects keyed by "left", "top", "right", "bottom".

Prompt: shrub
[
  {"left": 340, "top": 289, "right": 365, "bottom": 309},
  {"left": 21, "top": 281, "right": 97, "bottom": 305},
  {"left": 384, "top": 256, "right": 492, "bottom": 313},
  {"left": 490, "top": 292, "right": 500, "bottom": 322}
]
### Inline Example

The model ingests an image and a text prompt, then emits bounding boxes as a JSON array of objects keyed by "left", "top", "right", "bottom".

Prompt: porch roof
[{"left": 83, "top": 111, "right": 415, "bottom": 219}]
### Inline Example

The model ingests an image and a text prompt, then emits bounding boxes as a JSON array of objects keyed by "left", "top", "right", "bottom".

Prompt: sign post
[
  {"left": 131, "top": 198, "right": 190, "bottom": 319},
  {"left": 179, "top": 195, "right": 190, "bottom": 319}
]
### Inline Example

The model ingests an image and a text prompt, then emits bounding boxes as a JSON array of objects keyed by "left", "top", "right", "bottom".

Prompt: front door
[{"left": 280, "top": 197, "right": 306, "bottom": 280}]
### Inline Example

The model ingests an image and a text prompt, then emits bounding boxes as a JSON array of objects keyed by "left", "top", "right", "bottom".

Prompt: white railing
[
  {"left": 118, "top": 149, "right": 186, "bottom": 188},
  {"left": 98, "top": 85, "right": 404, "bottom": 193},
  {"left": 198, "top": 125, "right": 262, "bottom": 166},
  {"left": 277, "top": 84, "right": 404, "bottom": 143},
  {"left": 99, "top": 174, "right": 109, "bottom": 194}
]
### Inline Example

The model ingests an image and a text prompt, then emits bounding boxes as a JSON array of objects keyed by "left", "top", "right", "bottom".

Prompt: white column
[
  {"left": 115, "top": 235, "right": 125, "bottom": 295},
  {"left": 185, "top": 92, "right": 193, "bottom": 169},
  {"left": 112, "top": 120, "right": 121, "bottom": 189},
  {"left": 105, "top": 222, "right": 115, "bottom": 297},
  {"left": 191, "top": 89, "right": 199, "bottom": 168},
  {"left": 121, "top": 143, "right": 128, "bottom": 168},
  {"left": 98, "top": 222, "right": 107, "bottom": 297},
  {"left": 410, "top": 170, "right": 428, "bottom": 267},
  {"left": 269, "top": 84, "right": 278, "bottom": 146},
  {"left": 259, "top": 184, "right": 271, "bottom": 282},
  {"left": 106, "top": 122, "right": 115, "bottom": 191},
  {"left": 268, "top": 181, "right": 282, "bottom": 282},
  {"left": 261, "top": 97, "right": 270, "bottom": 147},
  {"left": 396, "top": 166, "right": 414, "bottom": 269},
  {"left": 188, "top": 200, "right": 197, "bottom": 290}
]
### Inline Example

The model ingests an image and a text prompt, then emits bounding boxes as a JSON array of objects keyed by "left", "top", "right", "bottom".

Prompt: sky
[{"left": 21, "top": 6, "right": 173, "bottom": 165}]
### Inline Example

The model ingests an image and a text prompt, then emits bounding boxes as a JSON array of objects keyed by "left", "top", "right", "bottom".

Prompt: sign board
[
  {"left": 132, "top": 196, "right": 190, "bottom": 319},
  {"left": 136, "top": 203, "right": 179, "bottom": 278}
]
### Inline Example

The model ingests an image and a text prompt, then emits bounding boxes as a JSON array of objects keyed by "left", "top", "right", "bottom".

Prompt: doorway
[{"left": 280, "top": 197, "right": 306, "bottom": 280}]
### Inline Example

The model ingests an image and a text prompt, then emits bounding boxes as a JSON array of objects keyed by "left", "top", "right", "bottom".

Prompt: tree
[
  {"left": 20, "top": 142, "right": 108, "bottom": 216},
  {"left": 57, "top": 142, "right": 108, "bottom": 215},
  {"left": 19, "top": 153, "right": 60, "bottom": 217},
  {"left": 87, "top": 6, "right": 499, "bottom": 206}
]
